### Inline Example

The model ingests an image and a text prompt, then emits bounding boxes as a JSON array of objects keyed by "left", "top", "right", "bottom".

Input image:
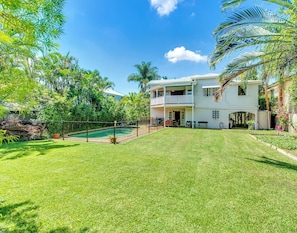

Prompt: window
[
  {"left": 187, "top": 90, "right": 192, "bottom": 95},
  {"left": 212, "top": 110, "right": 219, "bottom": 119},
  {"left": 203, "top": 88, "right": 219, "bottom": 96},
  {"left": 238, "top": 86, "right": 246, "bottom": 96}
]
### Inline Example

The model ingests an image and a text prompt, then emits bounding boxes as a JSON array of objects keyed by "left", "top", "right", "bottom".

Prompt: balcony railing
[{"left": 151, "top": 95, "right": 193, "bottom": 106}]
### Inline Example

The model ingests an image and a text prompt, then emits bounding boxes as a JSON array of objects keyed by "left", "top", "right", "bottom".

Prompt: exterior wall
[
  {"left": 195, "top": 80, "right": 259, "bottom": 110},
  {"left": 148, "top": 74, "right": 261, "bottom": 129},
  {"left": 290, "top": 113, "right": 297, "bottom": 133},
  {"left": 150, "top": 108, "right": 164, "bottom": 120},
  {"left": 193, "top": 78, "right": 259, "bottom": 129},
  {"left": 258, "top": 110, "right": 271, "bottom": 129}
]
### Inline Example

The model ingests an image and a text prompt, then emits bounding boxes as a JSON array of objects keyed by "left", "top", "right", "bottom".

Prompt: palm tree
[
  {"left": 210, "top": 0, "right": 297, "bottom": 110},
  {"left": 128, "top": 61, "right": 160, "bottom": 92}
]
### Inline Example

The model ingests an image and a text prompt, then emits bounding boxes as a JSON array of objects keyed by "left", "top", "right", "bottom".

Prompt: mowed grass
[{"left": 1, "top": 129, "right": 297, "bottom": 232}]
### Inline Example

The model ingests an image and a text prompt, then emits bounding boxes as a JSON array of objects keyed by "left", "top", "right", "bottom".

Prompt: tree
[
  {"left": 121, "top": 92, "right": 150, "bottom": 121},
  {"left": 128, "top": 61, "right": 160, "bottom": 92},
  {"left": 210, "top": 0, "right": 297, "bottom": 107},
  {"left": 0, "top": 0, "right": 65, "bottom": 113},
  {"left": 0, "top": 0, "right": 65, "bottom": 54}
]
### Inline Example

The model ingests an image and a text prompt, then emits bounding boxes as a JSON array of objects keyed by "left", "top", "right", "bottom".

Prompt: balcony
[{"left": 151, "top": 95, "right": 193, "bottom": 106}]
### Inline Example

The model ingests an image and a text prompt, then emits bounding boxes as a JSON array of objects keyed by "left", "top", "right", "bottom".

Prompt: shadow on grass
[
  {"left": 247, "top": 156, "right": 297, "bottom": 171},
  {"left": 0, "top": 200, "right": 40, "bottom": 232},
  {"left": 0, "top": 140, "right": 80, "bottom": 161},
  {"left": 0, "top": 200, "right": 89, "bottom": 233}
]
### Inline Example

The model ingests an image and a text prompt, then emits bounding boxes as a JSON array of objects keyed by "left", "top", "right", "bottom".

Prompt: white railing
[
  {"left": 150, "top": 96, "right": 164, "bottom": 105},
  {"left": 151, "top": 95, "right": 193, "bottom": 105}
]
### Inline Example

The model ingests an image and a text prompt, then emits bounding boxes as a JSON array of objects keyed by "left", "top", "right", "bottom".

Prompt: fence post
[
  {"left": 113, "top": 121, "right": 117, "bottom": 144},
  {"left": 62, "top": 120, "right": 65, "bottom": 140},
  {"left": 137, "top": 120, "right": 139, "bottom": 137},
  {"left": 86, "top": 120, "right": 89, "bottom": 142}
]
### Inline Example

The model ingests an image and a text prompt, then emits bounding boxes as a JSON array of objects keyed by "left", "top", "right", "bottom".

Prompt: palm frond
[
  {"left": 210, "top": 34, "right": 292, "bottom": 68},
  {"left": 221, "top": 0, "right": 294, "bottom": 12},
  {"left": 214, "top": 49, "right": 297, "bottom": 101},
  {"left": 215, "top": 6, "right": 288, "bottom": 35},
  {"left": 215, "top": 58, "right": 270, "bottom": 101},
  {"left": 221, "top": 0, "right": 247, "bottom": 12},
  {"left": 210, "top": 5, "right": 295, "bottom": 68}
]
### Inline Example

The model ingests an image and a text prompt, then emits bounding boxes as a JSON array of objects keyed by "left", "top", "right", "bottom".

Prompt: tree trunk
[
  {"left": 265, "top": 73, "right": 270, "bottom": 110},
  {"left": 278, "top": 72, "right": 284, "bottom": 113}
]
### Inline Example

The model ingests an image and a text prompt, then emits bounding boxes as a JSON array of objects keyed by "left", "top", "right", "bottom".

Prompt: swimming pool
[{"left": 69, "top": 127, "right": 135, "bottom": 138}]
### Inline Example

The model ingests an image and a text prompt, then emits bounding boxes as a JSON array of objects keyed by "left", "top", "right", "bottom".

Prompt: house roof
[
  {"left": 148, "top": 73, "right": 220, "bottom": 89},
  {"left": 103, "top": 88, "right": 125, "bottom": 97},
  {"left": 148, "top": 73, "right": 262, "bottom": 90}
]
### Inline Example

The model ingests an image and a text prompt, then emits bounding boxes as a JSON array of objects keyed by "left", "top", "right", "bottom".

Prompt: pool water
[{"left": 70, "top": 127, "right": 135, "bottom": 138}]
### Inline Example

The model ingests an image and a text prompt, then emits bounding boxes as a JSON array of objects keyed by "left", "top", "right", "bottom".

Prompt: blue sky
[{"left": 58, "top": 0, "right": 226, "bottom": 94}]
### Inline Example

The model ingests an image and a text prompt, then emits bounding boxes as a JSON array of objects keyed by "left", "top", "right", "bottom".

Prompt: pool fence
[{"left": 45, "top": 119, "right": 164, "bottom": 144}]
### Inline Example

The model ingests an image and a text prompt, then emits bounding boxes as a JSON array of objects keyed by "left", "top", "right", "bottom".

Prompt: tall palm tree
[
  {"left": 128, "top": 61, "right": 160, "bottom": 92},
  {"left": 210, "top": 0, "right": 297, "bottom": 109}
]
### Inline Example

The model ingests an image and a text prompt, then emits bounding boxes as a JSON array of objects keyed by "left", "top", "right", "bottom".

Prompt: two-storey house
[{"left": 148, "top": 73, "right": 262, "bottom": 129}]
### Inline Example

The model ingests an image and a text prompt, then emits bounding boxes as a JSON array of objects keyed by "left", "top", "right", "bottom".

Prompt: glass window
[
  {"left": 204, "top": 88, "right": 219, "bottom": 96},
  {"left": 238, "top": 86, "right": 246, "bottom": 95},
  {"left": 212, "top": 110, "right": 219, "bottom": 119}
]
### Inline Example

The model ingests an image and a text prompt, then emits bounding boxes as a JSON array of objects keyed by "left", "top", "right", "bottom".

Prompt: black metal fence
[{"left": 47, "top": 118, "right": 164, "bottom": 144}]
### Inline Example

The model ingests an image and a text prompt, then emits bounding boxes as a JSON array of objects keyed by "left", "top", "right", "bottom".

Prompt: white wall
[
  {"left": 195, "top": 79, "right": 259, "bottom": 110},
  {"left": 149, "top": 76, "right": 260, "bottom": 129},
  {"left": 258, "top": 111, "right": 271, "bottom": 129}
]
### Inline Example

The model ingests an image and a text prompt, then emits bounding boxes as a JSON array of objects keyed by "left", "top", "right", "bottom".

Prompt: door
[{"left": 175, "top": 111, "right": 180, "bottom": 126}]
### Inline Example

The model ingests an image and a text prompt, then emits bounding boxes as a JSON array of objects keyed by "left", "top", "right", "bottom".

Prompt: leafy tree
[
  {"left": 210, "top": 0, "right": 297, "bottom": 110},
  {"left": 289, "top": 77, "right": 297, "bottom": 106},
  {"left": 128, "top": 61, "right": 160, "bottom": 92},
  {"left": 0, "top": 0, "right": 65, "bottom": 53},
  {"left": 121, "top": 92, "right": 150, "bottom": 121},
  {"left": 0, "top": 130, "right": 19, "bottom": 145},
  {"left": 0, "top": 0, "right": 65, "bottom": 115},
  {"left": 35, "top": 52, "right": 120, "bottom": 130}
]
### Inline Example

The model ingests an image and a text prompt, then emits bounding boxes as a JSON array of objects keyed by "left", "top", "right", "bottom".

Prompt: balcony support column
[
  {"left": 192, "top": 82, "right": 195, "bottom": 129},
  {"left": 163, "top": 86, "right": 166, "bottom": 127}
]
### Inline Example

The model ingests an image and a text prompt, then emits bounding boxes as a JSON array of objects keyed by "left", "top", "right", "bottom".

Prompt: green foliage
[
  {"left": 0, "top": 130, "right": 19, "bottom": 145},
  {"left": 255, "top": 133, "right": 297, "bottom": 150},
  {"left": 121, "top": 92, "right": 150, "bottom": 121},
  {"left": 127, "top": 61, "right": 160, "bottom": 92},
  {"left": 210, "top": 1, "right": 297, "bottom": 101},
  {"left": 37, "top": 94, "right": 72, "bottom": 135},
  {"left": 259, "top": 94, "right": 277, "bottom": 110},
  {"left": 276, "top": 111, "right": 290, "bottom": 132},
  {"left": 289, "top": 77, "right": 297, "bottom": 105},
  {"left": 0, "top": 0, "right": 65, "bottom": 109},
  {"left": 0, "top": 0, "right": 65, "bottom": 52},
  {"left": 0, "top": 105, "right": 8, "bottom": 118},
  {"left": 247, "top": 120, "right": 256, "bottom": 130}
]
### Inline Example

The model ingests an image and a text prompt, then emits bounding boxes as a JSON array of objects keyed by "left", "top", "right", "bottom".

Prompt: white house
[
  {"left": 148, "top": 73, "right": 262, "bottom": 129},
  {"left": 103, "top": 88, "right": 125, "bottom": 101}
]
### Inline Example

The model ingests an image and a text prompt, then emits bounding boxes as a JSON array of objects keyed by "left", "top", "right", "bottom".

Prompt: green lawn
[{"left": 1, "top": 128, "right": 297, "bottom": 232}]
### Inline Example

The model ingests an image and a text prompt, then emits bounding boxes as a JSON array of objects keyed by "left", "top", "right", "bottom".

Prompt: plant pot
[
  {"left": 53, "top": 133, "right": 60, "bottom": 139},
  {"left": 109, "top": 136, "right": 117, "bottom": 144}
]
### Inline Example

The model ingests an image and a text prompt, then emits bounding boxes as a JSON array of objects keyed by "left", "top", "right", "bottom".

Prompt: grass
[
  {"left": 1, "top": 128, "right": 297, "bottom": 232},
  {"left": 251, "top": 130, "right": 297, "bottom": 155}
]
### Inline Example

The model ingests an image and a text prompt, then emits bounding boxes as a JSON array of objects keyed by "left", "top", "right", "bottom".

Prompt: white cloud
[
  {"left": 165, "top": 46, "right": 208, "bottom": 63},
  {"left": 150, "top": 0, "right": 180, "bottom": 16}
]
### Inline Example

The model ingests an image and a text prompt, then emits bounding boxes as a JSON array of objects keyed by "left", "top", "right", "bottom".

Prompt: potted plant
[{"left": 109, "top": 135, "right": 117, "bottom": 144}]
